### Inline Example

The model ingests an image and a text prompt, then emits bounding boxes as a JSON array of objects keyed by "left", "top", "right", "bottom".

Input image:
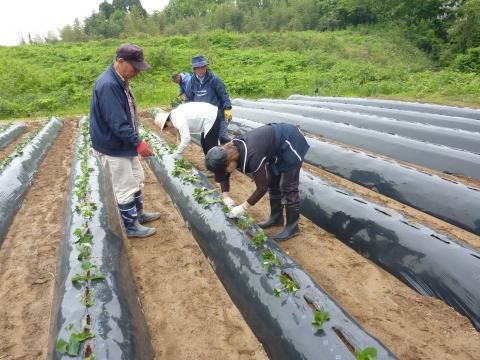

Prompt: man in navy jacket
[
  {"left": 185, "top": 55, "right": 232, "bottom": 144},
  {"left": 90, "top": 44, "right": 160, "bottom": 238}
]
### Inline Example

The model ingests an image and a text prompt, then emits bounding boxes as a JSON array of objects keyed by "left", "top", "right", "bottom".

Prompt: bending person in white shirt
[{"left": 154, "top": 102, "right": 223, "bottom": 159}]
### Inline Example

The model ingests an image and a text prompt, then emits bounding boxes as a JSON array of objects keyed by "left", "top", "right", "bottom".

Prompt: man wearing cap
[
  {"left": 154, "top": 102, "right": 222, "bottom": 158},
  {"left": 171, "top": 72, "right": 191, "bottom": 103},
  {"left": 90, "top": 43, "right": 160, "bottom": 238},
  {"left": 185, "top": 55, "right": 233, "bottom": 145},
  {"left": 205, "top": 123, "right": 310, "bottom": 241}
]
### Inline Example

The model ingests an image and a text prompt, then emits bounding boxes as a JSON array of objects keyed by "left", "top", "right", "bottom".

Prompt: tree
[{"left": 449, "top": 0, "right": 480, "bottom": 52}]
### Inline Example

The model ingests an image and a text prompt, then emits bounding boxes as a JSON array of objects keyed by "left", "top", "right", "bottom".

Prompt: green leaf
[
  {"left": 66, "top": 335, "right": 80, "bottom": 355},
  {"left": 355, "top": 347, "right": 378, "bottom": 360},
  {"left": 55, "top": 339, "right": 68, "bottom": 354},
  {"left": 312, "top": 309, "right": 330, "bottom": 331}
]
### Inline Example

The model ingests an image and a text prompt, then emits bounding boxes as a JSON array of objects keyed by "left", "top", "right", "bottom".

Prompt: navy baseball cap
[
  {"left": 116, "top": 44, "right": 150, "bottom": 71},
  {"left": 205, "top": 146, "right": 228, "bottom": 182}
]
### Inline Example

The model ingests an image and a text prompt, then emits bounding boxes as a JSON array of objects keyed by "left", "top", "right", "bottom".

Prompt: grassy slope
[{"left": 0, "top": 27, "right": 479, "bottom": 120}]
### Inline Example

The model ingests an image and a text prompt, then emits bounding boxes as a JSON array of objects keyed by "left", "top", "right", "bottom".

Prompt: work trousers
[
  {"left": 267, "top": 163, "right": 302, "bottom": 205},
  {"left": 218, "top": 114, "right": 230, "bottom": 144},
  {"left": 200, "top": 108, "right": 223, "bottom": 155},
  {"left": 95, "top": 151, "right": 144, "bottom": 205}
]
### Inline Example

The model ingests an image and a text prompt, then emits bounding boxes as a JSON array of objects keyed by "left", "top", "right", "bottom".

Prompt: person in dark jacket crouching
[
  {"left": 90, "top": 44, "right": 160, "bottom": 238},
  {"left": 205, "top": 123, "right": 309, "bottom": 241}
]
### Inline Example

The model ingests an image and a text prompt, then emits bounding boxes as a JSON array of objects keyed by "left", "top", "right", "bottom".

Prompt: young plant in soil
[
  {"left": 273, "top": 273, "right": 299, "bottom": 297},
  {"left": 80, "top": 287, "right": 94, "bottom": 308},
  {"left": 355, "top": 347, "right": 378, "bottom": 360},
  {"left": 167, "top": 143, "right": 178, "bottom": 154},
  {"left": 71, "top": 262, "right": 105, "bottom": 284},
  {"left": 56, "top": 321, "right": 95, "bottom": 356},
  {"left": 261, "top": 250, "right": 281, "bottom": 271},
  {"left": 193, "top": 187, "right": 224, "bottom": 208},
  {"left": 172, "top": 158, "right": 199, "bottom": 184},
  {"left": 311, "top": 309, "right": 331, "bottom": 332}
]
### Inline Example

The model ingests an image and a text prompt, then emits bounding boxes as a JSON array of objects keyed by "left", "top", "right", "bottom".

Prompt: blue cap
[{"left": 192, "top": 55, "right": 208, "bottom": 68}]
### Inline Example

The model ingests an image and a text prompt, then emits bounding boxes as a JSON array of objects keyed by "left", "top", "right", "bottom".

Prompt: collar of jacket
[
  {"left": 194, "top": 69, "right": 213, "bottom": 84},
  {"left": 108, "top": 64, "right": 127, "bottom": 91}
]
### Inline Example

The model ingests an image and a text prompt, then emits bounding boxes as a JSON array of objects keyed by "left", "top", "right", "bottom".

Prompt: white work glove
[
  {"left": 171, "top": 152, "right": 182, "bottom": 160},
  {"left": 223, "top": 196, "right": 236, "bottom": 208},
  {"left": 227, "top": 202, "right": 251, "bottom": 219}
]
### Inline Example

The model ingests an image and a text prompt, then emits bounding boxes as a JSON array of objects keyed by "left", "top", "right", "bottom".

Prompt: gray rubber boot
[
  {"left": 272, "top": 203, "right": 300, "bottom": 241},
  {"left": 134, "top": 191, "right": 160, "bottom": 224},
  {"left": 118, "top": 201, "right": 156, "bottom": 238},
  {"left": 258, "top": 197, "right": 284, "bottom": 229}
]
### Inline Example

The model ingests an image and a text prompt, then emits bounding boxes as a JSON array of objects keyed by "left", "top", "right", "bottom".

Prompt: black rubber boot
[
  {"left": 258, "top": 197, "right": 284, "bottom": 229},
  {"left": 118, "top": 201, "right": 156, "bottom": 238},
  {"left": 272, "top": 203, "right": 300, "bottom": 241},
  {"left": 134, "top": 191, "right": 160, "bottom": 224}
]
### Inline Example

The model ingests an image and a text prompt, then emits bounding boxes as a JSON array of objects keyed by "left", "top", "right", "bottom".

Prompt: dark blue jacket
[
  {"left": 185, "top": 70, "right": 232, "bottom": 110},
  {"left": 233, "top": 123, "right": 309, "bottom": 176},
  {"left": 270, "top": 123, "right": 310, "bottom": 173},
  {"left": 89, "top": 65, "right": 141, "bottom": 157}
]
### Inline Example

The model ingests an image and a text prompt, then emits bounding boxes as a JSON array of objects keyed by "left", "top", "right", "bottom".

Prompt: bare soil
[
  {"left": 146, "top": 118, "right": 480, "bottom": 360},
  {"left": 126, "top": 161, "right": 267, "bottom": 359},
  {"left": 0, "top": 118, "right": 77, "bottom": 359}
]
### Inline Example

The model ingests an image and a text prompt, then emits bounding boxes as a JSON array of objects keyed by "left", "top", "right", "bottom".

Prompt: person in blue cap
[
  {"left": 205, "top": 123, "right": 310, "bottom": 241},
  {"left": 185, "top": 55, "right": 232, "bottom": 145}
]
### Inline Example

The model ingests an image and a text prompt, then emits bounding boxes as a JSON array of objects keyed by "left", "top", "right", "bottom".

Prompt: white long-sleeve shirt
[{"left": 170, "top": 102, "right": 218, "bottom": 154}]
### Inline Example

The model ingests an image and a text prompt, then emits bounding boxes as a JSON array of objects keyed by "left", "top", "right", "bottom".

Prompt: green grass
[{"left": 0, "top": 26, "right": 479, "bottom": 120}]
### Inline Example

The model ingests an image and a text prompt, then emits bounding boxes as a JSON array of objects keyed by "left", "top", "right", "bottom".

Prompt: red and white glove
[{"left": 136, "top": 140, "right": 153, "bottom": 157}]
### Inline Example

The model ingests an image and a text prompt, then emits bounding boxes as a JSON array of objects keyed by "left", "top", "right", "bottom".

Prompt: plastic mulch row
[
  {"left": 142, "top": 124, "right": 397, "bottom": 360},
  {"left": 0, "top": 117, "right": 63, "bottom": 247},
  {"left": 48, "top": 117, "right": 154, "bottom": 359},
  {"left": 0, "top": 122, "right": 26, "bottom": 150}
]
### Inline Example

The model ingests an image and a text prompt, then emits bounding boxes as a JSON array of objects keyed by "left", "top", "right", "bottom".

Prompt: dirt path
[
  {"left": 126, "top": 161, "right": 267, "bottom": 359},
  {"left": 0, "top": 122, "right": 41, "bottom": 162},
  {"left": 146, "top": 120, "right": 480, "bottom": 360},
  {"left": 0, "top": 118, "right": 77, "bottom": 359}
]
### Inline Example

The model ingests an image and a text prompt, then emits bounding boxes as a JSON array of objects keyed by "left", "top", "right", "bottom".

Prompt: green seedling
[
  {"left": 251, "top": 229, "right": 266, "bottom": 248},
  {"left": 80, "top": 287, "right": 94, "bottom": 308},
  {"left": 273, "top": 273, "right": 299, "bottom": 297},
  {"left": 71, "top": 262, "right": 105, "bottom": 284},
  {"left": 56, "top": 323, "right": 95, "bottom": 356},
  {"left": 76, "top": 243, "right": 92, "bottom": 261},
  {"left": 355, "top": 347, "right": 378, "bottom": 360},
  {"left": 74, "top": 226, "right": 93, "bottom": 245},
  {"left": 172, "top": 158, "right": 199, "bottom": 184},
  {"left": 75, "top": 202, "right": 97, "bottom": 219},
  {"left": 261, "top": 250, "right": 281, "bottom": 271},
  {"left": 311, "top": 309, "right": 330, "bottom": 331},
  {"left": 193, "top": 187, "right": 224, "bottom": 208},
  {"left": 236, "top": 215, "right": 256, "bottom": 231},
  {"left": 167, "top": 143, "right": 178, "bottom": 154}
]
